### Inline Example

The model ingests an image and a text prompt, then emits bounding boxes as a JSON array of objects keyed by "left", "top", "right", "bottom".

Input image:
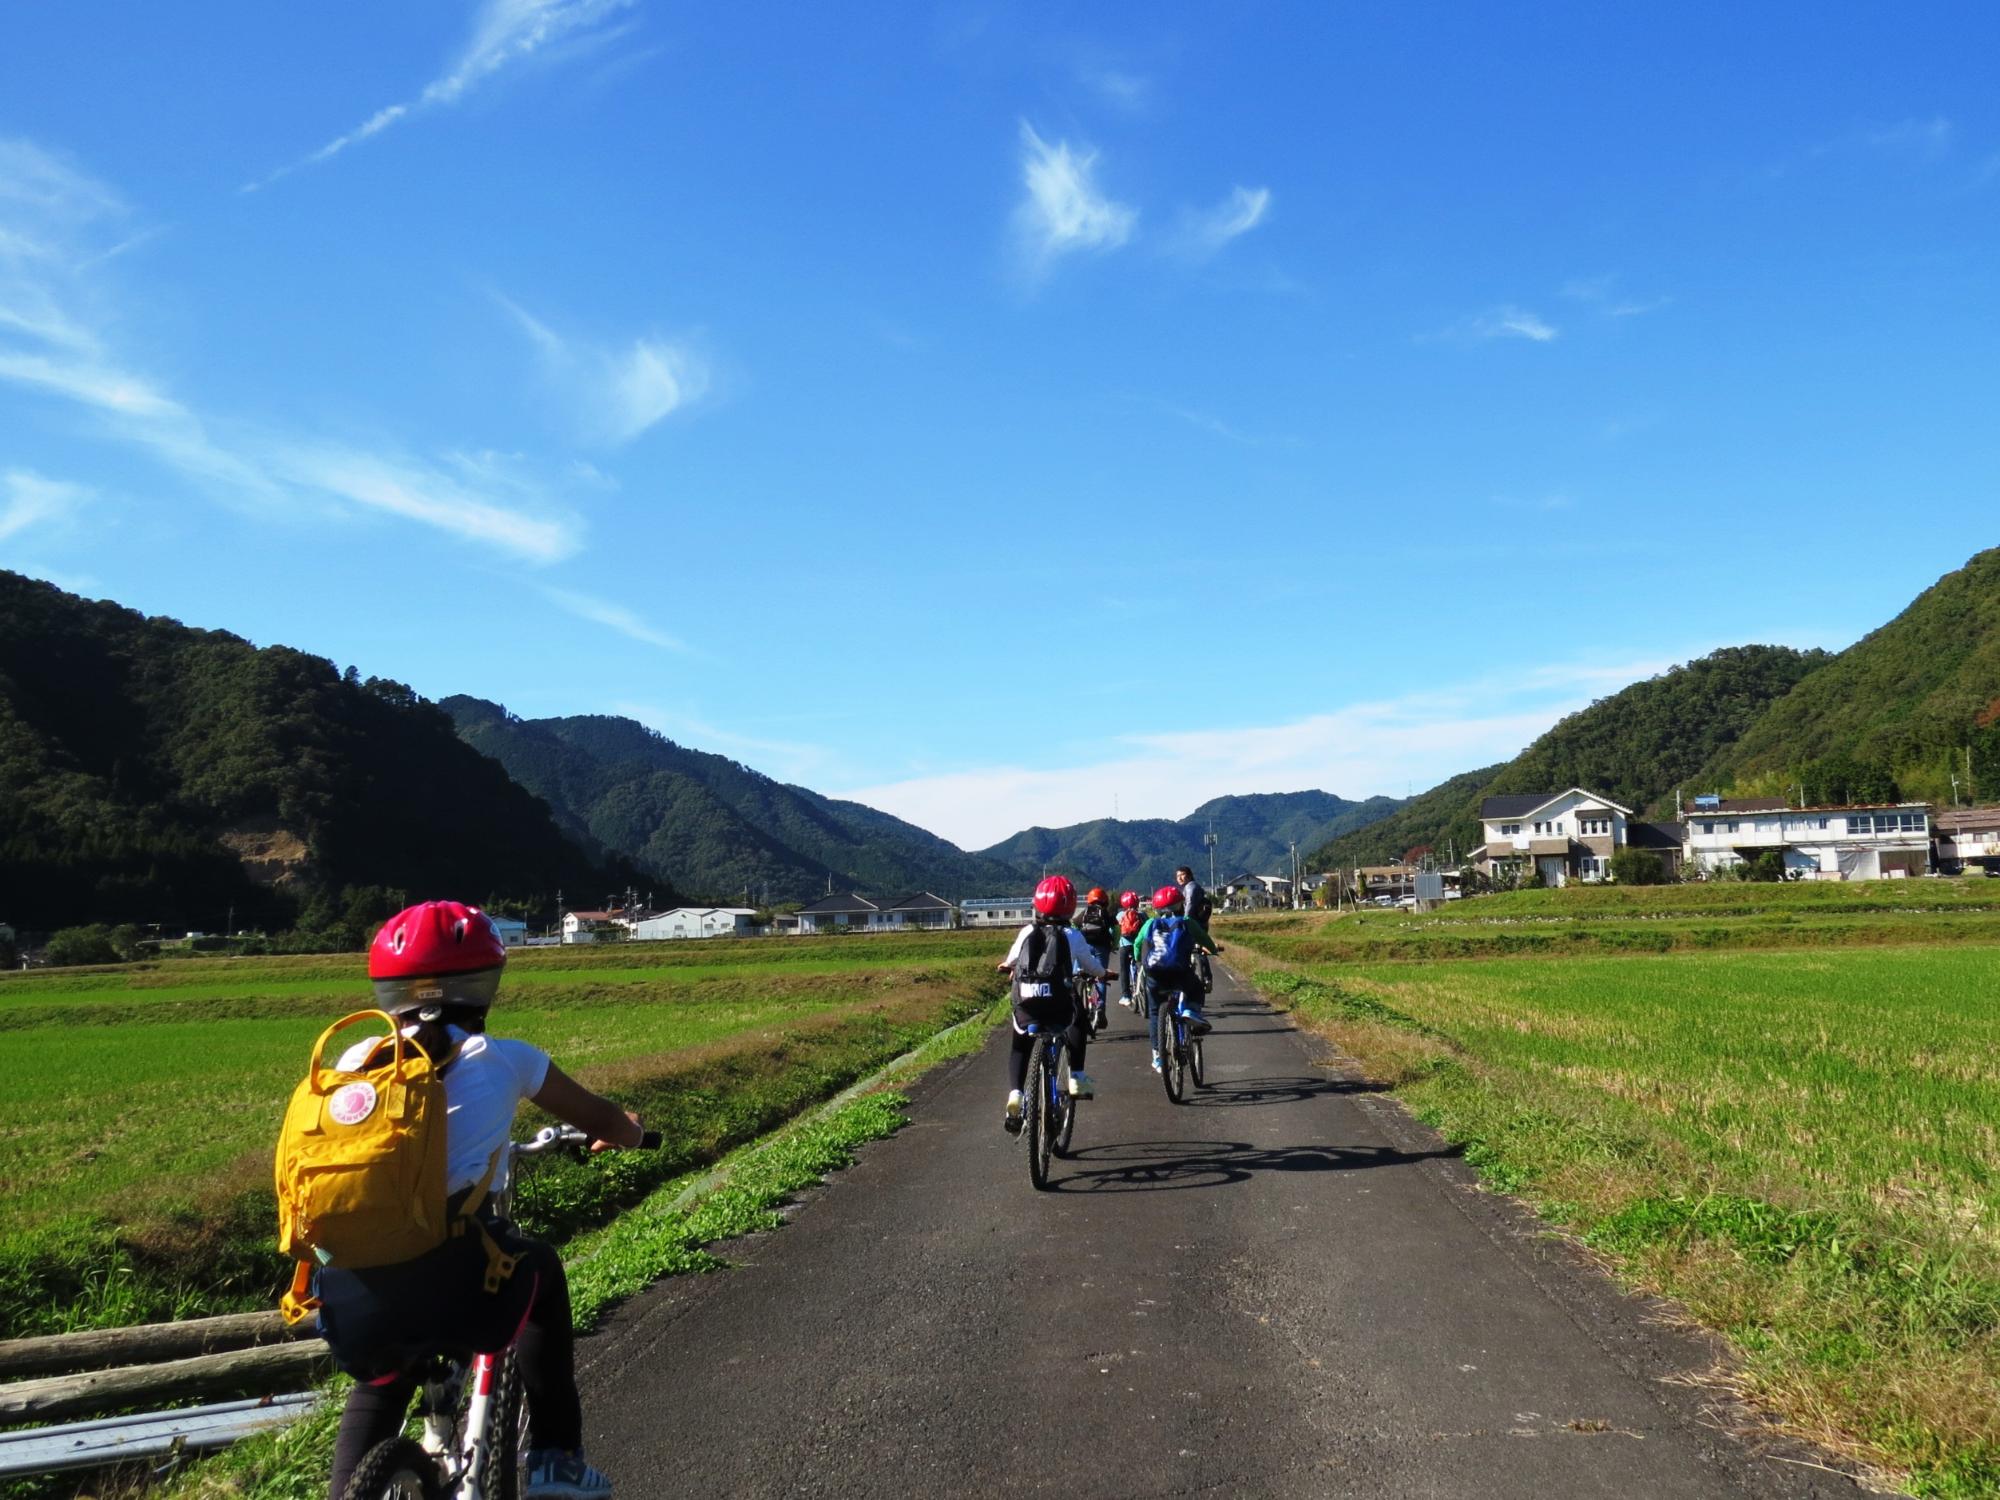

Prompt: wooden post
[
  {"left": 0, "top": 1343, "right": 330, "bottom": 1424},
  {"left": 0, "top": 1312, "right": 304, "bottom": 1381}
]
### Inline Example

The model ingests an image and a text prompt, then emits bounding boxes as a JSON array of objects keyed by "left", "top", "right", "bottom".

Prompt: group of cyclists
[
  {"left": 994, "top": 863, "right": 1222, "bottom": 1133},
  {"left": 296, "top": 873, "right": 1226, "bottom": 1497}
]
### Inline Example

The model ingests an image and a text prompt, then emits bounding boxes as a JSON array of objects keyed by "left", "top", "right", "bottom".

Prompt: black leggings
[
  {"left": 1007, "top": 1001, "right": 1086, "bottom": 1091},
  {"left": 327, "top": 1240, "right": 579, "bottom": 1497}
]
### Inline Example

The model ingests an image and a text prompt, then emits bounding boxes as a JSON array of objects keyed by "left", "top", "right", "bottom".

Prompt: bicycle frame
[{"left": 417, "top": 1125, "right": 586, "bottom": 1499}]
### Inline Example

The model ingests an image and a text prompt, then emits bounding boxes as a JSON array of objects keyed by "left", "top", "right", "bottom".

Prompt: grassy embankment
[
  {"left": 1223, "top": 882, "right": 2000, "bottom": 1497},
  {"left": 0, "top": 932, "right": 1002, "bottom": 1340}
]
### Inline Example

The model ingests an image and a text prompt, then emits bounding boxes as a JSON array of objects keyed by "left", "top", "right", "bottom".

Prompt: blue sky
[{"left": 2, "top": 2, "right": 1996, "bottom": 848}]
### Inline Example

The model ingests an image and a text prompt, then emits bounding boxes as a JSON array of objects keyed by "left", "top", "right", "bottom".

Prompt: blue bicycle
[
  {"left": 1153, "top": 982, "right": 1206, "bottom": 1104},
  {"left": 1019, "top": 1022, "right": 1076, "bottom": 1189}
]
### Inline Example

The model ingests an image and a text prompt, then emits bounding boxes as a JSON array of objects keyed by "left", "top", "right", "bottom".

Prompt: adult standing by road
[{"left": 1175, "top": 864, "right": 1215, "bottom": 987}]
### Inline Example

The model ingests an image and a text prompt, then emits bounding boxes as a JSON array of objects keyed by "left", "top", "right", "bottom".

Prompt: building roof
[
  {"left": 1627, "top": 820, "right": 1685, "bottom": 850},
  {"left": 1934, "top": 806, "right": 2000, "bottom": 832},
  {"left": 1356, "top": 864, "right": 1416, "bottom": 877},
  {"left": 1687, "top": 797, "right": 1786, "bottom": 814},
  {"left": 1689, "top": 799, "right": 1932, "bottom": 816},
  {"left": 962, "top": 895, "right": 1032, "bottom": 907},
  {"left": 795, "top": 893, "right": 881, "bottom": 916},
  {"left": 883, "top": 892, "right": 955, "bottom": 912},
  {"left": 565, "top": 910, "right": 618, "bottom": 922},
  {"left": 1480, "top": 788, "right": 1636, "bottom": 821}
]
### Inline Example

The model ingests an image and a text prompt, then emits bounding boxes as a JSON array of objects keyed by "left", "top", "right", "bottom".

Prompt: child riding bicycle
[
  {"left": 314, "top": 902, "right": 646, "bottom": 1500},
  {"left": 1136, "top": 885, "right": 1222, "bottom": 1072},
  {"left": 996, "top": 876, "right": 1110, "bottom": 1132},
  {"left": 1071, "top": 886, "right": 1118, "bottom": 1031}
]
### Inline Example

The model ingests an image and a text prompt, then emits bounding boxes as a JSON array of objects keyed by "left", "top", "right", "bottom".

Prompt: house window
[
  {"left": 1847, "top": 816, "right": 1872, "bottom": 835},
  {"left": 1724, "top": 821, "right": 1739, "bottom": 834},
  {"left": 1580, "top": 816, "right": 1610, "bottom": 836}
]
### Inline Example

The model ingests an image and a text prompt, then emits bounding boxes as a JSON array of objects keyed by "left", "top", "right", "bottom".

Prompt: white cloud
[
  {"left": 1013, "top": 122, "right": 1136, "bottom": 272},
  {"left": 833, "top": 652, "right": 1692, "bottom": 849},
  {"left": 537, "top": 585, "right": 688, "bottom": 651},
  {"left": 497, "top": 294, "right": 706, "bottom": 446},
  {"left": 1079, "top": 67, "right": 1151, "bottom": 113},
  {"left": 0, "top": 139, "right": 579, "bottom": 563},
  {"left": 246, "top": 0, "right": 638, "bottom": 190},
  {"left": 1176, "top": 185, "right": 1270, "bottom": 258},
  {"left": 0, "top": 469, "right": 87, "bottom": 544},
  {"left": 1471, "top": 305, "right": 1558, "bottom": 342},
  {"left": 612, "top": 701, "right": 825, "bottom": 778}
]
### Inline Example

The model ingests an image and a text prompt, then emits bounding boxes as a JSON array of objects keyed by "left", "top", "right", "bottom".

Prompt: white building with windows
[
  {"left": 1682, "top": 797, "right": 1932, "bottom": 879},
  {"left": 1474, "top": 789, "right": 1636, "bottom": 886},
  {"left": 630, "top": 907, "right": 759, "bottom": 941},
  {"left": 960, "top": 896, "right": 1035, "bottom": 928}
]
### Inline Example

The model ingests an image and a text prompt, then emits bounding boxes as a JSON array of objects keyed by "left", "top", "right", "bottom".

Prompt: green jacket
[{"left": 1131, "top": 913, "right": 1217, "bottom": 963}]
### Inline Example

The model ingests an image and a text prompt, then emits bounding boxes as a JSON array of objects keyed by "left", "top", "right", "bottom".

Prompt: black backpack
[
  {"left": 1074, "top": 902, "right": 1113, "bottom": 947},
  {"left": 1015, "top": 921, "right": 1073, "bottom": 998},
  {"left": 1187, "top": 883, "right": 1214, "bottom": 925}
]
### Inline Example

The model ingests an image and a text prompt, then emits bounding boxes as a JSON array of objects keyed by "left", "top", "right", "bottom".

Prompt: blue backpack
[{"left": 1143, "top": 914, "right": 1192, "bottom": 973}]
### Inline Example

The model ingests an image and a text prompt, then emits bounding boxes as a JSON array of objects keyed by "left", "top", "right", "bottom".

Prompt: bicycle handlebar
[{"left": 514, "top": 1124, "right": 662, "bottom": 1157}]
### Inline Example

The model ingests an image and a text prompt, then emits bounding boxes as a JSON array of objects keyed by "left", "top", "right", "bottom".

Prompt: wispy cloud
[
  {"left": 1859, "top": 115, "right": 1954, "bottom": 157},
  {"left": 537, "top": 584, "right": 689, "bottom": 650},
  {"left": 496, "top": 294, "right": 706, "bottom": 446},
  {"left": 1562, "top": 273, "right": 1669, "bottom": 318},
  {"left": 1469, "top": 305, "right": 1558, "bottom": 342},
  {"left": 1174, "top": 185, "right": 1271, "bottom": 259},
  {"left": 835, "top": 651, "right": 1694, "bottom": 849},
  {"left": 612, "top": 701, "right": 826, "bottom": 779},
  {"left": 1013, "top": 121, "right": 1136, "bottom": 274},
  {"left": 0, "top": 469, "right": 87, "bottom": 544},
  {"left": 0, "top": 138, "right": 580, "bottom": 563},
  {"left": 1078, "top": 66, "right": 1151, "bottom": 114},
  {"left": 245, "top": 0, "right": 639, "bottom": 190}
]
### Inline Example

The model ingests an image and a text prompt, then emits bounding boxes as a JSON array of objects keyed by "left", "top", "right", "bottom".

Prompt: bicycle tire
[
  {"left": 1190, "top": 1035, "right": 1205, "bottom": 1089},
  {"left": 1159, "top": 1010, "right": 1182, "bottom": 1103},
  {"left": 341, "top": 1438, "right": 447, "bottom": 1500},
  {"left": 1024, "top": 1045, "right": 1051, "bottom": 1190},
  {"left": 485, "top": 1350, "right": 526, "bottom": 1500},
  {"left": 1055, "top": 1049, "right": 1077, "bottom": 1156}
]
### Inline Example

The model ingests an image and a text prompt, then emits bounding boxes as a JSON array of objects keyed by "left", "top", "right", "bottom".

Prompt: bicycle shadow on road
[
  {"left": 1045, "top": 1136, "right": 1459, "bottom": 1194},
  {"left": 1173, "top": 1073, "right": 1385, "bottom": 1108}
]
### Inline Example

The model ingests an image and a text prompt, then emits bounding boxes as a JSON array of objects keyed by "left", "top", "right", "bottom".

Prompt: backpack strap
[{"left": 448, "top": 1144, "right": 522, "bottom": 1293}]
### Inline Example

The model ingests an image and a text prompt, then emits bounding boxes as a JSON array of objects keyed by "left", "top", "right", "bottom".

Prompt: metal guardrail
[{"left": 0, "top": 1392, "right": 319, "bottom": 1478}]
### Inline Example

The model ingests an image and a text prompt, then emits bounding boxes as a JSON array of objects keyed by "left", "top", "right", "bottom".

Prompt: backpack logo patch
[{"left": 329, "top": 1081, "right": 378, "bottom": 1127}]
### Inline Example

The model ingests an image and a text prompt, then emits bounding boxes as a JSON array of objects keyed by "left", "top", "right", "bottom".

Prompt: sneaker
[
  {"left": 1117, "top": 995, "right": 1133, "bottom": 1008},
  {"left": 524, "top": 1449, "right": 613, "bottom": 1499},
  {"left": 1003, "top": 1089, "right": 1023, "bottom": 1133},
  {"left": 1150, "top": 1052, "right": 1163, "bottom": 1073},
  {"left": 1068, "top": 1071, "right": 1095, "bottom": 1099}
]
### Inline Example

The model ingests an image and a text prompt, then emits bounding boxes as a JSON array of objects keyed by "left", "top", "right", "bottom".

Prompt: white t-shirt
[{"left": 337, "top": 1026, "right": 551, "bottom": 1196}]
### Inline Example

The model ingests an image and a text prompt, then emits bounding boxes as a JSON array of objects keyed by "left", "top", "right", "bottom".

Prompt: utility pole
[
  {"left": 1204, "top": 826, "right": 1218, "bottom": 893},
  {"left": 1289, "top": 841, "right": 1299, "bottom": 909}
]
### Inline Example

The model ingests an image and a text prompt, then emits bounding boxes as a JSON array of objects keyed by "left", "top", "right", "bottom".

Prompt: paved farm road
[{"left": 579, "top": 965, "right": 1869, "bottom": 1498}]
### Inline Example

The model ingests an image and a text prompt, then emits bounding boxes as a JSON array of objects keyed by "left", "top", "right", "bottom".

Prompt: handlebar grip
[{"left": 639, "top": 1130, "right": 662, "bottom": 1149}]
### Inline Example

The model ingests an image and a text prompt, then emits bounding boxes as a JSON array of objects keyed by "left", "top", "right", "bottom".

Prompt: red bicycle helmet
[
  {"left": 1118, "top": 890, "right": 1138, "bottom": 910},
  {"left": 1032, "top": 875, "right": 1078, "bottom": 921},
  {"left": 369, "top": 901, "right": 507, "bottom": 1016},
  {"left": 1085, "top": 886, "right": 1108, "bottom": 906},
  {"left": 1152, "top": 884, "right": 1184, "bottom": 912}
]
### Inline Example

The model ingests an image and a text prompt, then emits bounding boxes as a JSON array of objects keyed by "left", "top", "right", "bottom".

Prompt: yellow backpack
[{"left": 274, "top": 1010, "right": 510, "bottom": 1326}]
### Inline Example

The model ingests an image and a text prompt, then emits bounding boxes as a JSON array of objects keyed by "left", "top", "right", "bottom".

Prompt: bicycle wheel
[
  {"left": 1162, "top": 1014, "right": 1186, "bottom": 1104},
  {"left": 342, "top": 1438, "right": 447, "bottom": 1500},
  {"left": 1190, "top": 1034, "right": 1206, "bottom": 1089},
  {"left": 1054, "top": 1049, "right": 1077, "bottom": 1156},
  {"left": 1024, "top": 1045, "right": 1051, "bottom": 1190}
]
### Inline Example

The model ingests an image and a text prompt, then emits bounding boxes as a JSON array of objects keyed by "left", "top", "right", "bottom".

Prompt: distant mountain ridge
[
  {"left": 444, "top": 697, "right": 1031, "bottom": 904},
  {"left": 978, "top": 790, "right": 1405, "bottom": 895},
  {"left": 0, "top": 572, "right": 634, "bottom": 936},
  {"left": 1311, "top": 546, "right": 2000, "bottom": 877}
]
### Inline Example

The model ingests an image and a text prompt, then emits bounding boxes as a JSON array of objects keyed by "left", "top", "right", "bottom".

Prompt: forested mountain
[
  {"left": 1689, "top": 549, "right": 2000, "bottom": 806},
  {"left": 1310, "top": 644, "right": 1830, "bottom": 871},
  {"left": 977, "top": 791, "right": 1404, "bottom": 895},
  {"left": 0, "top": 573, "right": 635, "bottom": 938},
  {"left": 444, "top": 698, "right": 1030, "bottom": 903}
]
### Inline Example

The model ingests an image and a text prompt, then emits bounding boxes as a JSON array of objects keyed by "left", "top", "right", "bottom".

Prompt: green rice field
[
  {"left": 1226, "top": 882, "right": 2000, "bottom": 1496},
  {"left": 0, "top": 932, "right": 1002, "bottom": 1339}
]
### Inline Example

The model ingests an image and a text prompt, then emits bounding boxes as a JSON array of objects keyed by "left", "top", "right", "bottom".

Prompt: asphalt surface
[{"left": 578, "top": 965, "right": 1874, "bottom": 1498}]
